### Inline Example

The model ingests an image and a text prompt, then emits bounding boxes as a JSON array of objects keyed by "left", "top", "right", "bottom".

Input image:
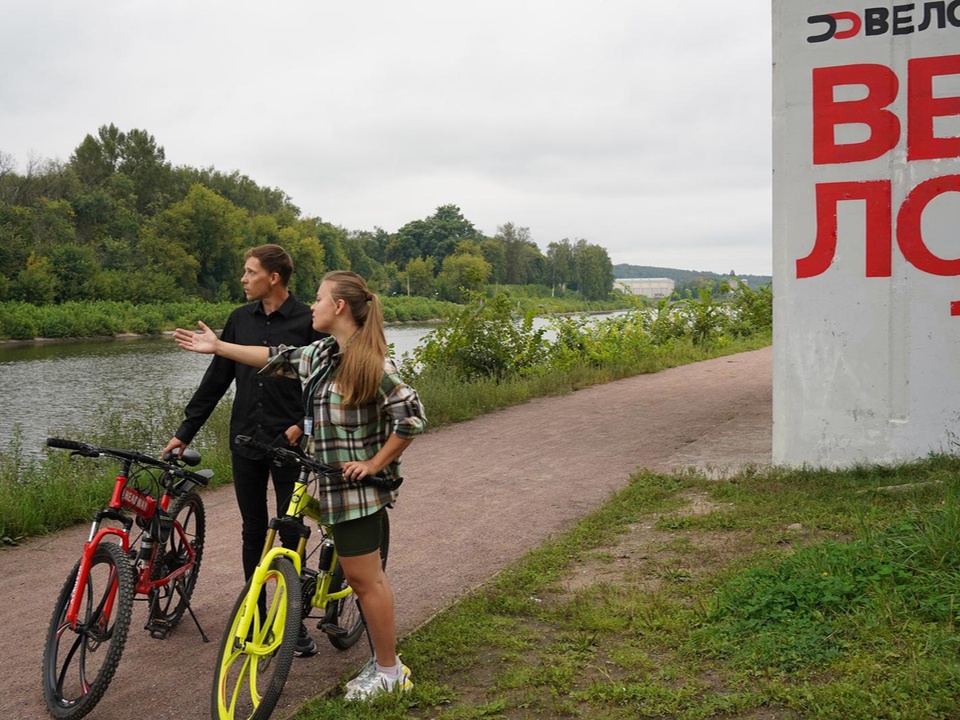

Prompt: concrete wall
[{"left": 772, "top": 1, "right": 960, "bottom": 466}]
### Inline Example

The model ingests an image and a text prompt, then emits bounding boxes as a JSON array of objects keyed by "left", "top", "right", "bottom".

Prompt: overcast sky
[{"left": 2, "top": 1, "right": 773, "bottom": 276}]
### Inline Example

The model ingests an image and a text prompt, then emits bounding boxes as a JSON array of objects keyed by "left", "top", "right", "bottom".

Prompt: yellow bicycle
[{"left": 211, "top": 435, "right": 397, "bottom": 720}]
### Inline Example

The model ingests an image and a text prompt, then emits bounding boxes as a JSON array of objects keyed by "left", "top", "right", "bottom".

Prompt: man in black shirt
[{"left": 163, "top": 244, "right": 324, "bottom": 657}]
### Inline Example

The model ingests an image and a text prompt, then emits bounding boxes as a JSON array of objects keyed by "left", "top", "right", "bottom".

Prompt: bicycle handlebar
[
  {"left": 235, "top": 435, "right": 402, "bottom": 491},
  {"left": 46, "top": 437, "right": 213, "bottom": 487},
  {"left": 46, "top": 438, "right": 89, "bottom": 453}
]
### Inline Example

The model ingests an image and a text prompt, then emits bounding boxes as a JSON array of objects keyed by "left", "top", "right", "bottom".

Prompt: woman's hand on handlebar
[
  {"left": 340, "top": 459, "right": 379, "bottom": 483},
  {"left": 173, "top": 321, "right": 218, "bottom": 355}
]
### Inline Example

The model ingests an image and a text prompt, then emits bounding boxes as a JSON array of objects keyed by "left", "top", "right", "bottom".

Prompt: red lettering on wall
[
  {"left": 897, "top": 174, "right": 960, "bottom": 275},
  {"left": 797, "top": 180, "right": 893, "bottom": 278},
  {"left": 830, "top": 11, "right": 863, "bottom": 38},
  {"left": 813, "top": 64, "right": 901, "bottom": 164},
  {"left": 908, "top": 54, "right": 960, "bottom": 161}
]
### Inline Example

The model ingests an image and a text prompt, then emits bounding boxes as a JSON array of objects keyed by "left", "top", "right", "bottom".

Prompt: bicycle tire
[
  {"left": 42, "top": 542, "right": 136, "bottom": 720},
  {"left": 211, "top": 556, "right": 301, "bottom": 720},
  {"left": 149, "top": 491, "right": 205, "bottom": 631},
  {"left": 325, "top": 510, "right": 390, "bottom": 650}
]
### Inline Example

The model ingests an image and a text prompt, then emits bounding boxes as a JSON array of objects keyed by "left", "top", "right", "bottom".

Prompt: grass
[{"left": 289, "top": 458, "right": 960, "bottom": 720}]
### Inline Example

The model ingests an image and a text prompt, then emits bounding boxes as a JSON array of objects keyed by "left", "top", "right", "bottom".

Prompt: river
[
  {"left": 0, "top": 313, "right": 625, "bottom": 457},
  {"left": 0, "top": 324, "right": 436, "bottom": 457}
]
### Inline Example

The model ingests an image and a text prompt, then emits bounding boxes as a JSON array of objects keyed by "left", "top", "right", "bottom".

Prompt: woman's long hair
[{"left": 324, "top": 271, "right": 387, "bottom": 406}]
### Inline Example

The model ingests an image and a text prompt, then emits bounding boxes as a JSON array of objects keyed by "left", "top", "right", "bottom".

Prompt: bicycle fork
[
  {"left": 65, "top": 516, "right": 131, "bottom": 631},
  {"left": 232, "top": 545, "right": 303, "bottom": 655}
]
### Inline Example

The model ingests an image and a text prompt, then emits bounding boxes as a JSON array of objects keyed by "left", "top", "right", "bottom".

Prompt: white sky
[{"left": 1, "top": 1, "right": 773, "bottom": 276}]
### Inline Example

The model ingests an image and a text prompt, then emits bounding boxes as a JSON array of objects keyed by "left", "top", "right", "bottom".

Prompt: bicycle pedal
[
  {"left": 145, "top": 617, "right": 171, "bottom": 639},
  {"left": 318, "top": 622, "right": 348, "bottom": 638}
]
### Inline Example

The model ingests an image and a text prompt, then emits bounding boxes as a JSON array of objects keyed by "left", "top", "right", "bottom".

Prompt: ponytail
[{"left": 323, "top": 271, "right": 386, "bottom": 405}]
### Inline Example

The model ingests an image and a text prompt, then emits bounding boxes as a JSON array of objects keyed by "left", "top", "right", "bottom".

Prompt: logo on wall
[{"left": 807, "top": 4, "right": 960, "bottom": 42}]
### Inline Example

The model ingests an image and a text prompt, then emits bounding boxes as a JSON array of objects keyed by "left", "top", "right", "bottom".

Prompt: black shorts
[{"left": 329, "top": 507, "right": 386, "bottom": 557}]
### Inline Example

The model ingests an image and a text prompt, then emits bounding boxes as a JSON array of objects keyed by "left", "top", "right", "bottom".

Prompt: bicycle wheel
[
  {"left": 325, "top": 510, "right": 390, "bottom": 650},
  {"left": 211, "top": 556, "right": 301, "bottom": 720},
  {"left": 149, "top": 491, "right": 206, "bottom": 630},
  {"left": 43, "top": 542, "right": 136, "bottom": 720}
]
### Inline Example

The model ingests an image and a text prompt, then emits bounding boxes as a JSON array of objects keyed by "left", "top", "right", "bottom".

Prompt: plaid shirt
[{"left": 261, "top": 337, "right": 426, "bottom": 525}]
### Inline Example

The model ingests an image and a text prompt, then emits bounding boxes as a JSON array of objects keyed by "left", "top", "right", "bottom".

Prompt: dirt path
[{"left": 1, "top": 347, "right": 772, "bottom": 720}]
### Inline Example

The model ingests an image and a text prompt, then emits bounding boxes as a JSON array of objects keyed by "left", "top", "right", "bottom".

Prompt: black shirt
[{"left": 175, "top": 293, "right": 324, "bottom": 459}]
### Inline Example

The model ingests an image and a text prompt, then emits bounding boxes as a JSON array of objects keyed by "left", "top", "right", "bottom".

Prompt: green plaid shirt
[{"left": 261, "top": 337, "right": 426, "bottom": 525}]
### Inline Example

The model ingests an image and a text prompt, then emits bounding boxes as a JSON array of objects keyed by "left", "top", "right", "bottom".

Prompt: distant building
[{"left": 616, "top": 277, "right": 675, "bottom": 299}]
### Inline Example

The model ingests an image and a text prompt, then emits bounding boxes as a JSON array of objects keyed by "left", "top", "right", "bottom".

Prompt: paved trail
[{"left": 1, "top": 347, "right": 771, "bottom": 720}]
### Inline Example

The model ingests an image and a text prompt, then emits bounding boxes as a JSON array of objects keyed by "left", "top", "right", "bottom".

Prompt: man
[{"left": 163, "top": 244, "right": 324, "bottom": 657}]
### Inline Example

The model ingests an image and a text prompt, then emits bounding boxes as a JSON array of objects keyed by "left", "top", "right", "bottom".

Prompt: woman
[{"left": 174, "top": 271, "right": 426, "bottom": 701}]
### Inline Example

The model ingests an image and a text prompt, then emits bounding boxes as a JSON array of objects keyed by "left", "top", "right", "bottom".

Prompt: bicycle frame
[
  {"left": 45, "top": 437, "right": 211, "bottom": 720},
  {"left": 231, "top": 471, "right": 351, "bottom": 653},
  {"left": 65, "top": 460, "right": 199, "bottom": 630}
]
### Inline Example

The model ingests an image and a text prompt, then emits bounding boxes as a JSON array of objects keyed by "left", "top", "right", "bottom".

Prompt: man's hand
[
  {"left": 284, "top": 424, "right": 303, "bottom": 446},
  {"left": 162, "top": 437, "right": 187, "bottom": 458}
]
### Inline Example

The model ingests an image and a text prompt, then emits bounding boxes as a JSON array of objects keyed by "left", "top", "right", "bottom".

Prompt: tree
[
  {"left": 0, "top": 205, "right": 37, "bottom": 278},
  {"left": 384, "top": 224, "right": 422, "bottom": 268},
  {"left": 70, "top": 126, "right": 122, "bottom": 187},
  {"left": 419, "top": 204, "right": 482, "bottom": 260},
  {"left": 27, "top": 198, "right": 79, "bottom": 255},
  {"left": 405, "top": 256, "right": 436, "bottom": 297},
  {"left": 49, "top": 243, "right": 98, "bottom": 301},
  {"left": 572, "top": 239, "right": 614, "bottom": 300},
  {"left": 116, "top": 128, "right": 171, "bottom": 213},
  {"left": 305, "top": 220, "right": 349, "bottom": 274},
  {"left": 498, "top": 222, "right": 541, "bottom": 285},
  {"left": 70, "top": 125, "right": 171, "bottom": 213},
  {"left": 390, "top": 204, "right": 483, "bottom": 269},
  {"left": 72, "top": 189, "right": 116, "bottom": 242},
  {"left": 546, "top": 239, "right": 575, "bottom": 296},
  {"left": 171, "top": 166, "right": 299, "bottom": 219},
  {"left": 135, "top": 226, "right": 201, "bottom": 294},
  {"left": 153, "top": 184, "right": 248, "bottom": 300},
  {"left": 282, "top": 228, "right": 326, "bottom": 300},
  {"left": 436, "top": 252, "right": 491, "bottom": 302},
  {"left": 479, "top": 238, "right": 507, "bottom": 284},
  {"left": 13, "top": 252, "right": 58, "bottom": 304},
  {"left": 342, "top": 233, "right": 376, "bottom": 279}
]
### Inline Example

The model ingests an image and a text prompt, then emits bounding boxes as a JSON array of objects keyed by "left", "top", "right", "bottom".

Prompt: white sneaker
[
  {"left": 344, "top": 661, "right": 412, "bottom": 701},
  {"left": 345, "top": 658, "right": 376, "bottom": 691}
]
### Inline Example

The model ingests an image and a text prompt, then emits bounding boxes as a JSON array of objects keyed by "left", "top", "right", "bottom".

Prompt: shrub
[{"left": 407, "top": 292, "right": 549, "bottom": 382}]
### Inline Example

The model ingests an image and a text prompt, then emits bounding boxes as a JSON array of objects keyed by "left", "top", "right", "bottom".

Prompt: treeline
[{"left": 0, "top": 124, "right": 615, "bottom": 307}]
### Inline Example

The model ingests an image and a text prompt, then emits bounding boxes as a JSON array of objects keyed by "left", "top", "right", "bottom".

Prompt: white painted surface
[{"left": 773, "top": 1, "right": 960, "bottom": 466}]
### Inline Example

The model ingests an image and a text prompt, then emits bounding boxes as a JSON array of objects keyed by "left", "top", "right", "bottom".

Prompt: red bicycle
[{"left": 42, "top": 438, "right": 213, "bottom": 720}]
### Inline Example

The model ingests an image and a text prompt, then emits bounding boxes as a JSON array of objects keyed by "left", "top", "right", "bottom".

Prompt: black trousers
[{"left": 231, "top": 453, "right": 300, "bottom": 580}]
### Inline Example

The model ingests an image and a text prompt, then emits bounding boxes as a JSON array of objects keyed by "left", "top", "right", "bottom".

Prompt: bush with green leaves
[
  {"left": 405, "top": 291, "right": 549, "bottom": 382},
  {"left": 406, "top": 283, "right": 773, "bottom": 383},
  {"left": 548, "top": 311, "right": 655, "bottom": 370},
  {"left": 725, "top": 280, "right": 773, "bottom": 338},
  {"left": 0, "top": 302, "right": 40, "bottom": 339}
]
